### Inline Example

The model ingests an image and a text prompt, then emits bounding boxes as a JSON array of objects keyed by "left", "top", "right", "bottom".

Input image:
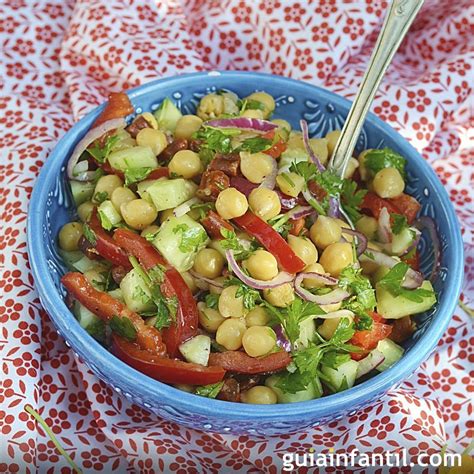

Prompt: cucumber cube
[
  {"left": 179, "top": 335, "right": 211, "bottom": 366},
  {"left": 120, "top": 269, "right": 155, "bottom": 313},
  {"left": 376, "top": 280, "right": 436, "bottom": 319},
  {"left": 70, "top": 180, "right": 95, "bottom": 206},
  {"left": 146, "top": 178, "right": 197, "bottom": 212},
  {"left": 152, "top": 214, "right": 209, "bottom": 272},
  {"left": 154, "top": 98, "right": 182, "bottom": 132},
  {"left": 265, "top": 374, "right": 321, "bottom": 403},
  {"left": 321, "top": 359, "right": 358, "bottom": 391},
  {"left": 108, "top": 146, "right": 158, "bottom": 171},
  {"left": 98, "top": 200, "right": 122, "bottom": 230},
  {"left": 376, "top": 339, "right": 404, "bottom": 372}
]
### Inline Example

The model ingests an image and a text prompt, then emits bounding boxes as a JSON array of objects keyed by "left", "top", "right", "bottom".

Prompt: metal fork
[{"left": 328, "top": 0, "right": 425, "bottom": 177}]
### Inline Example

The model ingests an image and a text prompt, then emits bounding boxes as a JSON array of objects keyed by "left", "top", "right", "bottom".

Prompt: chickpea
[
  {"left": 271, "top": 119, "right": 291, "bottom": 133},
  {"left": 198, "top": 302, "right": 225, "bottom": 332},
  {"left": 243, "top": 250, "right": 279, "bottom": 281},
  {"left": 309, "top": 137, "right": 329, "bottom": 165},
  {"left": 276, "top": 172, "right": 305, "bottom": 197},
  {"left": 168, "top": 150, "right": 202, "bottom": 179},
  {"left": 181, "top": 271, "right": 198, "bottom": 294},
  {"left": 197, "top": 93, "right": 225, "bottom": 120},
  {"left": 248, "top": 188, "right": 281, "bottom": 221},
  {"left": 209, "top": 276, "right": 226, "bottom": 295},
  {"left": 355, "top": 215, "right": 378, "bottom": 240},
  {"left": 241, "top": 109, "right": 265, "bottom": 119},
  {"left": 287, "top": 235, "right": 318, "bottom": 266},
  {"left": 303, "top": 263, "right": 327, "bottom": 289},
  {"left": 215, "top": 188, "right": 248, "bottom": 219},
  {"left": 120, "top": 199, "right": 158, "bottom": 230},
  {"left": 326, "top": 130, "right": 341, "bottom": 156},
  {"left": 245, "top": 306, "right": 270, "bottom": 327},
  {"left": 343, "top": 157, "right": 359, "bottom": 179},
  {"left": 319, "top": 242, "right": 354, "bottom": 277},
  {"left": 136, "top": 128, "right": 168, "bottom": 155},
  {"left": 140, "top": 224, "right": 159, "bottom": 239},
  {"left": 58, "top": 222, "right": 83, "bottom": 251},
  {"left": 193, "top": 248, "right": 225, "bottom": 279},
  {"left": 358, "top": 149, "right": 373, "bottom": 181},
  {"left": 216, "top": 318, "right": 246, "bottom": 350},
  {"left": 309, "top": 216, "right": 342, "bottom": 249},
  {"left": 218, "top": 285, "right": 245, "bottom": 318},
  {"left": 241, "top": 386, "right": 277, "bottom": 404},
  {"left": 160, "top": 208, "right": 174, "bottom": 223},
  {"left": 111, "top": 186, "right": 137, "bottom": 212},
  {"left": 240, "top": 152, "right": 275, "bottom": 184},
  {"left": 93, "top": 174, "right": 123, "bottom": 202},
  {"left": 174, "top": 115, "right": 203, "bottom": 139},
  {"left": 242, "top": 326, "right": 276, "bottom": 357},
  {"left": 77, "top": 201, "right": 94, "bottom": 222},
  {"left": 263, "top": 283, "right": 295, "bottom": 308},
  {"left": 245, "top": 92, "right": 275, "bottom": 118},
  {"left": 373, "top": 167, "right": 405, "bottom": 199},
  {"left": 287, "top": 132, "right": 304, "bottom": 150}
]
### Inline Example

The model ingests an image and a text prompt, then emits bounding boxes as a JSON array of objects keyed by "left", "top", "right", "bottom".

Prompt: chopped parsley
[
  {"left": 391, "top": 213, "right": 408, "bottom": 235},
  {"left": 236, "top": 136, "right": 272, "bottom": 153},
  {"left": 237, "top": 98, "right": 265, "bottom": 113},
  {"left": 378, "top": 262, "right": 435, "bottom": 302},
  {"left": 219, "top": 228, "right": 255, "bottom": 260},
  {"left": 82, "top": 223, "right": 97, "bottom": 246},
  {"left": 173, "top": 223, "right": 208, "bottom": 253},
  {"left": 193, "top": 126, "right": 236, "bottom": 155},
  {"left": 87, "top": 134, "right": 120, "bottom": 164},
  {"left": 124, "top": 167, "right": 152, "bottom": 186},
  {"left": 93, "top": 191, "right": 108, "bottom": 204},
  {"left": 205, "top": 293, "right": 219, "bottom": 310},
  {"left": 85, "top": 319, "right": 105, "bottom": 343},
  {"left": 98, "top": 209, "right": 114, "bottom": 231},
  {"left": 364, "top": 147, "right": 406, "bottom": 178},
  {"left": 195, "top": 381, "right": 224, "bottom": 398},
  {"left": 224, "top": 277, "right": 261, "bottom": 310},
  {"left": 341, "top": 180, "right": 367, "bottom": 223},
  {"left": 109, "top": 315, "right": 137, "bottom": 341}
]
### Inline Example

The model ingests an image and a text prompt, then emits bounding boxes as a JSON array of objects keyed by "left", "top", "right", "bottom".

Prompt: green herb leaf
[
  {"left": 391, "top": 213, "right": 408, "bottom": 235},
  {"left": 378, "top": 262, "right": 434, "bottom": 302},
  {"left": 236, "top": 136, "right": 272, "bottom": 153},
  {"left": 225, "top": 277, "right": 261, "bottom": 310},
  {"left": 98, "top": 209, "right": 114, "bottom": 231},
  {"left": 153, "top": 300, "right": 172, "bottom": 330},
  {"left": 354, "top": 313, "right": 373, "bottom": 331},
  {"left": 205, "top": 293, "right": 219, "bottom": 310},
  {"left": 329, "top": 317, "right": 355, "bottom": 346},
  {"left": 93, "top": 191, "right": 108, "bottom": 204},
  {"left": 86, "top": 319, "right": 105, "bottom": 343},
  {"left": 110, "top": 315, "right": 137, "bottom": 341},
  {"left": 173, "top": 223, "right": 208, "bottom": 253},
  {"left": 274, "top": 370, "right": 311, "bottom": 394},
  {"left": 193, "top": 126, "right": 236, "bottom": 155},
  {"left": 364, "top": 147, "right": 406, "bottom": 178},
  {"left": 314, "top": 169, "right": 344, "bottom": 197},
  {"left": 238, "top": 98, "right": 265, "bottom": 113},
  {"left": 320, "top": 351, "right": 351, "bottom": 369},
  {"left": 289, "top": 160, "right": 318, "bottom": 182},
  {"left": 191, "top": 202, "right": 214, "bottom": 220},
  {"left": 341, "top": 180, "right": 367, "bottom": 223},
  {"left": 82, "top": 223, "right": 97, "bottom": 246},
  {"left": 195, "top": 381, "right": 224, "bottom": 398},
  {"left": 87, "top": 134, "right": 120, "bottom": 164},
  {"left": 124, "top": 167, "right": 152, "bottom": 186},
  {"left": 219, "top": 228, "right": 255, "bottom": 260}
]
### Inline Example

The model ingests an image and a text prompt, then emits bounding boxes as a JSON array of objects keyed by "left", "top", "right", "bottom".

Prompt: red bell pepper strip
[
  {"left": 201, "top": 210, "right": 233, "bottom": 240},
  {"left": 61, "top": 272, "right": 166, "bottom": 355},
  {"left": 93, "top": 92, "right": 134, "bottom": 127},
  {"left": 112, "top": 334, "right": 226, "bottom": 385},
  {"left": 233, "top": 212, "right": 306, "bottom": 274},
  {"left": 88, "top": 209, "right": 132, "bottom": 269},
  {"left": 350, "top": 312, "right": 392, "bottom": 361},
  {"left": 147, "top": 167, "right": 169, "bottom": 180},
  {"left": 387, "top": 193, "right": 421, "bottom": 224},
  {"left": 261, "top": 130, "right": 288, "bottom": 159},
  {"left": 208, "top": 350, "right": 291, "bottom": 374},
  {"left": 113, "top": 229, "right": 199, "bottom": 358}
]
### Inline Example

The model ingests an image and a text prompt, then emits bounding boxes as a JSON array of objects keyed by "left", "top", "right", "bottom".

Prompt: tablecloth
[{"left": 0, "top": 0, "right": 473, "bottom": 472}]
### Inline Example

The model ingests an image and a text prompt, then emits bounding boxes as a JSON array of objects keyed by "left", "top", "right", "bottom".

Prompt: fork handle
[{"left": 329, "top": 0, "right": 424, "bottom": 177}]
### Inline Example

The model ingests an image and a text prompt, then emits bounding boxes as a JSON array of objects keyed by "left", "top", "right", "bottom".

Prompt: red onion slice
[
  {"left": 356, "top": 349, "right": 385, "bottom": 378},
  {"left": 414, "top": 216, "right": 441, "bottom": 282},
  {"left": 341, "top": 228, "right": 368, "bottom": 256},
  {"left": 173, "top": 197, "right": 201, "bottom": 218},
  {"left": 225, "top": 250, "right": 294, "bottom": 290},
  {"left": 378, "top": 207, "right": 392, "bottom": 244},
  {"left": 206, "top": 117, "right": 278, "bottom": 132},
  {"left": 259, "top": 156, "right": 278, "bottom": 190},
  {"left": 328, "top": 196, "right": 341, "bottom": 218},
  {"left": 230, "top": 176, "right": 258, "bottom": 197},
  {"left": 67, "top": 117, "right": 126, "bottom": 181},
  {"left": 273, "top": 324, "right": 291, "bottom": 352},
  {"left": 294, "top": 273, "right": 350, "bottom": 305},
  {"left": 360, "top": 249, "right": 423, "bottom": 289},
  {"left": 286, "top": 205, "right": 314, "bottom": 220},
  {"left": 300, "top": 119, "right": 325, "bottom": 172}
]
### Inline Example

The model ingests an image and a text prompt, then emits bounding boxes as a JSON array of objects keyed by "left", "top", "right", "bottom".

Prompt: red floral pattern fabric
[{"left": 1, "top": 0, "right": 472, "bottom": 472}]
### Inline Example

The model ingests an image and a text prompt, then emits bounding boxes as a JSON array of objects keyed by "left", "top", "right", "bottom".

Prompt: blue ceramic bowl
[{"left": 28, "top": 71, "right": 463, "bottom": 435}]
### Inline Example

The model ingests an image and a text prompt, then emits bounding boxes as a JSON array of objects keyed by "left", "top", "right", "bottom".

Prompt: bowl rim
[{"left": 27, "top": 71, "right": 464, "bottom": 422}]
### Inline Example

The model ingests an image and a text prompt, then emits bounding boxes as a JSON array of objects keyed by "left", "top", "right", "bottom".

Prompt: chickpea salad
[{"left": 59, "top": 89, "right": 438, "bottom": 404}]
